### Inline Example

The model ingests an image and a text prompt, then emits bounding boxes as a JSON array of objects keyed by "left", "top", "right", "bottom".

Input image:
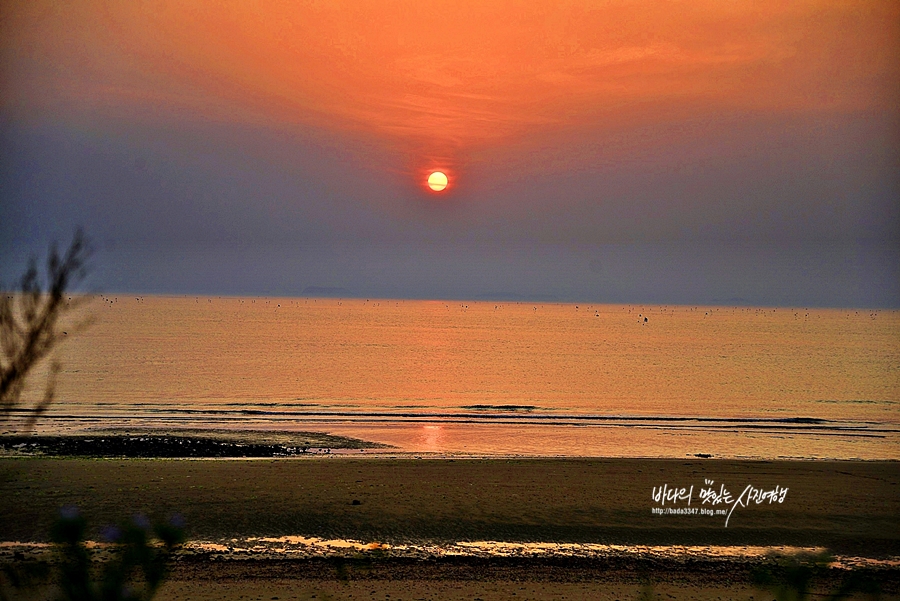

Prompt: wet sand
[
  {"left": 2, "top": 454, "right": 899, "bottom": 600},
  {"left": 2, "top": 456, "right": 898, "bottom": 555}
]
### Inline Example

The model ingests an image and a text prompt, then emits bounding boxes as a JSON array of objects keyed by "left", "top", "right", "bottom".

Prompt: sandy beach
[
  {"left": 3, "top": 454, "right": 898, "bottom": 552},
  {"left": 2, "top": 431, "right": 899, "bottom": 599}
]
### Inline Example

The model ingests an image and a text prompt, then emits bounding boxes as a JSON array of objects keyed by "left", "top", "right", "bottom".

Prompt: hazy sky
[{"left": 2, "top": 1, "right": 898, "bottom": 306}]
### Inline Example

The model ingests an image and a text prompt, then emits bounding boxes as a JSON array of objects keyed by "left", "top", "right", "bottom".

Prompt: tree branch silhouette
[{"left": 1, "top": 229, "right": 90, "bottom": 426}]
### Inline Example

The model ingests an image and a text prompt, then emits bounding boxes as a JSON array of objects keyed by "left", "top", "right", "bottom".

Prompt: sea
[{"left": 12, "top": 296, "right": 900, "bottom": 460}]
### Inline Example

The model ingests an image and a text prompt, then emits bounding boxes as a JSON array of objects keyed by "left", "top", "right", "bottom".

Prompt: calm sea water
[{"left": 14, "top": 296, "right": 900, "bottom": 459}]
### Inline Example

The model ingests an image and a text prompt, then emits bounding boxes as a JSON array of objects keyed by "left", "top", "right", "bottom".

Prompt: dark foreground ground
[
  {"left": 157, "top": 555, "right": 899, "bottom": 601},
  {"left": 5, "top": 551, "right": 899, "bottom": 600}
]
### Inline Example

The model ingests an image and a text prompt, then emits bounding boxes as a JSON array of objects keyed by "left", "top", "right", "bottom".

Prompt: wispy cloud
[{"left": 2, "top": 0, "right": 897, "bottom": 180}]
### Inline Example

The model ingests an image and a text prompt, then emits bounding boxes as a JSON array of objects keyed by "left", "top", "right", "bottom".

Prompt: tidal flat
[
  {"left": 3, "top": 456, "right": 898, "bottom": 551},
  {"left": 2, "top": 456, "right": 899, "bottom": 599}
]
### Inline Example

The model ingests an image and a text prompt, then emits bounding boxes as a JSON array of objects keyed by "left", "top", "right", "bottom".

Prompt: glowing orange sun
[{"left": 427, "top": 171, "right": 448, "bottom": 191}]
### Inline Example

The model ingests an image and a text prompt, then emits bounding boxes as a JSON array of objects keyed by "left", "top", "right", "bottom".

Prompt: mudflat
[
  {"left": 3, "top": 456, "right": 899, "bottom": 600},
  {"left": 2, "top": 457, "right": 897, "bottom": 555}
]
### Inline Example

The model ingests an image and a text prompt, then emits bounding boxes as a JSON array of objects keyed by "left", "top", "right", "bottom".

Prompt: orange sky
[{"left": 3, "top": 0, "right": 898, "bottom": 181}]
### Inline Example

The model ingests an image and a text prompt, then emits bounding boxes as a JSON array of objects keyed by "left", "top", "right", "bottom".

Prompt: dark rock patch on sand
[{"left": 0, "top": 429, "right": 390, "bottom": 458}]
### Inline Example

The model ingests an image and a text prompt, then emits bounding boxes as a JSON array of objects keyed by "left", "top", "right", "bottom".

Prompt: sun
[{"left": 427, "top": 171, "right": 448, "bottom": 192}]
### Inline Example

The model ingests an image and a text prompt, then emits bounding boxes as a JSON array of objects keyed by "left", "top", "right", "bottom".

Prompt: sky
[{"left": 1, "top": 0, "right": 898, "bottom": 306}]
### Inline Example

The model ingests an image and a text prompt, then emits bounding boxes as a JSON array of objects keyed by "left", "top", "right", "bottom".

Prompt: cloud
[{"left": 4, "top": 0, "right": 896, "bottom": 160}]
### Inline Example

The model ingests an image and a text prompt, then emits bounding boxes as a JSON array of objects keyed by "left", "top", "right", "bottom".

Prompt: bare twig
[{"left": 0, "top": 229, "right": 91, "bottom": 422}]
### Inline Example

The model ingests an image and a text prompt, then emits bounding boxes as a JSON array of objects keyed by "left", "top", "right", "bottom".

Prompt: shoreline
[
  {"left": 4, "top": 537, "right": 897, "bottom": 567},
  {"left": 2, "top": 428, "right": 897, "bottom": 461},
  {"left": 5, "top": 543, "right": 900, "bottom": 600}
]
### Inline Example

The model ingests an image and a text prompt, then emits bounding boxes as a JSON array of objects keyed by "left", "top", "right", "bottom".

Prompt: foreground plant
[
  {"left": 50, "top": 507, "right": 186, "bottom": 601},
  {"left": 1, "top": 229, "right": 90, "bottom": 425},
  {"left": 752, "top": 551, "right": 882, "bottom": 601}
]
